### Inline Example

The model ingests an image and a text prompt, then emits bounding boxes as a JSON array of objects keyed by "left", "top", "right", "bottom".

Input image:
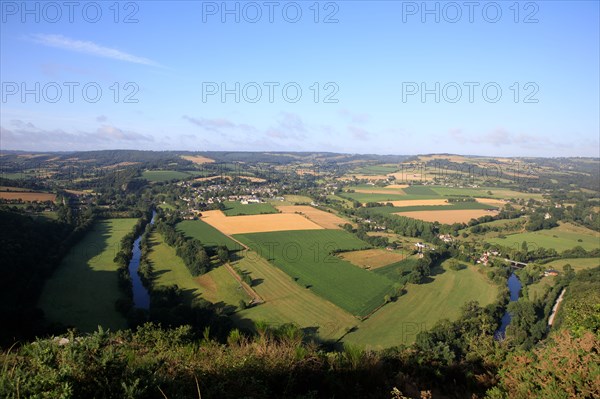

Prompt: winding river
[
  {"left": 495, "top": 272, "right": 522, "bottom": 339},
  {"left": 128, "top": 211, "right": 155, "bottom": 309}
]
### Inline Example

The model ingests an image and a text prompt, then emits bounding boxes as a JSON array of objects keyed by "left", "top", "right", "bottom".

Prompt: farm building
[{"left": 544, "top": 269, "right": 560, "bottom": 277}]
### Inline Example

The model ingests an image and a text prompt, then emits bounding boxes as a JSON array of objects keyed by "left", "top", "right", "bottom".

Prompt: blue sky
[{"left": 1, "top": 0, "right": 599, "bottom": 156}]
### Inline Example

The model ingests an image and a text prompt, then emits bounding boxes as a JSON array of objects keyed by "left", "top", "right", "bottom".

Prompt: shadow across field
[{"left": 39, "top": 220, "right": 132, "bottom": 333}]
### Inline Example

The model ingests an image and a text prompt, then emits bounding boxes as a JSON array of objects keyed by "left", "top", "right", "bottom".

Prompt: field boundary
[{"left": 224, "top": 263, "right": 264, "bottom": 305}]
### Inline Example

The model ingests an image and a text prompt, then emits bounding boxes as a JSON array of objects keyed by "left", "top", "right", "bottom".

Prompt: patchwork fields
[
  {"left": 398, "top": 209, "right": 499, "bottom": 224},
  {"left": 276, "top": 205, "right": 350, "bottom": 229},
  {"left": 341, "top": 184, "right": 541, "bottom": 204},
  {"left": 200, "top": 210, "right": 323, "bottom": 234},
  {"left": 232, "top": 254, "right": 357, "bottom": 340},
  {"left": 177, "top": 219, "right": 240, "bottom": 251},
  {"left": 234, "top": 230, "right": 393, "bottom": 317}
]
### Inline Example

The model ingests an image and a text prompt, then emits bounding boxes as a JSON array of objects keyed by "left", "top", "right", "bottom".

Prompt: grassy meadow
[
  {"left": 222, "top": 201, "right": 279, "bottom": 216},
  {"left": 177, "top": 219, "right": 240, "bottom": 251},
  {"left": 343, "top": 260, "right": 499, "bottom": 348},
  {"left": 142, "top": 170, "right": 193, "bottom": 182},
  {"left": 489, "top": 223, "right": 600, "bottom": 252},
  {"left": 147, "top": 232, "right": 249, "bottom": 309},
  {"left": 39, "top": 218, "right": 137, "bottom": 332}
]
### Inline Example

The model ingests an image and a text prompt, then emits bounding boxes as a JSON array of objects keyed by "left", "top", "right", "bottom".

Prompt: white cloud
[{"left": 30, "top": 34, "right": 161, "bottom": 67}]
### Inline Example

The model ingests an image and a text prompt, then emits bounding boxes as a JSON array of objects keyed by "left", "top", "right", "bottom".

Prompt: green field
[
  {"left": 39, "top": 218, "right": 137, "bottom": 332},
  {"left": 542, "top": 257, "right": 600, "bottom": 271},
  {"left": 489, "top": 224, "right": 599, "bottom": 252},
  {"left": 527, "top": 276, "right": 557, "bottom": 301},
  {"left": 350, "top": 164, "right": 400, "bottom": 175},
  {"left": 402, "top": 186, "right": 439, "bottom": 196},
  {"left": 148, "top": 232, "right": 249, "bottom": 309},
  {"left": 366, "top": 202, "right": 497, "bottom": 216},
  {"left": 177, "top": 219, "right": 240, "bottom": 251},
  {"left": 430, "top": 186, "right": 543, "bottom": 200},
  {"left": 222, "top": 201, "right": 278, "bottom": 216},
  {"left": 343, "top": 261, "right": 499, "bottom": 348},
  {"left": 373, "top": 256, "right": 418, "bottom": 282},
  {"left": 234, "top": 230, "right": 394, "bottom": 317},
  {"left": 142, "top": 170, "right": 192, "bottom": 182},
  {"left": 340, "top": 192, "right": 433, "bottom": 203},
  {"left": 233, "top": 253, "right": 357, "bottom": 340},
  {"left": 284, "top": 195, "right": 313, "bottom": 204}
]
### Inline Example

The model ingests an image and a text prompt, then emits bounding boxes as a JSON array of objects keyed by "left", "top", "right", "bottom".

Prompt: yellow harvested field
[
  {"left": 339, "top": 174, "right": 390, "bottom": 181},
  {"left": 397, "top": 209, "right": 499, "bottom": 224},
  {"left": 276, "top": 205, "right": 349, "bottom": 229},
  {"left": 383, "top": 199, "right": 450, "bottom": 207},
  {"left": 0, "top": 192, "right": 56, "bottom": 202},
  {"left": 475, "top": 198, "right": 507, "bottom": 206},
  {"left": 201, "top": 210, "right": 323, "bottom": 234},
  {"left": 181, "top": 155, "right": 215, "bottom": 164},
  {"left": 195, "top": 175, "right": 231, "bottom": 182},
  {"left": 239, "top": 176, "right": 266, "bottom": 183},
  {"left": 385, "top": 184, "right": 409, "bottom": 189},
  {"left": 338, "top": 249, "right": 406, "bottom": 270}
]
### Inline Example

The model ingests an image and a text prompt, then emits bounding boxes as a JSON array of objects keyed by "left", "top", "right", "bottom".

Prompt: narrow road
[{"left": 548, "top": 288, "right": 566, "bottom": 326}]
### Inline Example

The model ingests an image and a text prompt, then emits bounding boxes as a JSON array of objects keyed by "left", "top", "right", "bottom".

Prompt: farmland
[
  {"left": 201, "top": 210, "right": 323, "bottom": 234},
  {"left": 180, "top": 155, "right": 214, "bottom": 164},
  {"left": 430, "top": 186, "right": 544, "bottom": 200},
  {"left": 38, "top": 218, "right": 137, "bottom": 332},
  {"left": 384, "top": 199, "right": 451, "bottom": 207},
  {"left": 276, "top": 205, "right": 350, "bottom": 229},
  {"left": 338, "top": 248, "right": 407, "bottom": 269},
  {"left": 232, "top": 253, "right": 357, "bottom": 341},
  {"left": 350, "top": 164, "right": 400, "bottom": 175},
  {"left": 373, "top": 256, "right": 419, "bottom": 282},
  {"left": 399, "top": 209, "right": 499, "bottom": 224},
  {"left": 147, "top": 232, "right": 249, "bottom": 309},
  {"left": 0, "top": 191, "right": 56, "bottom": 202},
  {"left": 142, "top": 170, "right": 194, "bottom": 182},
  {"left": 177, "top": 219, "right": 240, "bottom": 251},
  {"left": 340, "top": 192, "right": 424, "bottom": 203},
  {"left": 234, "top": 230, "right": 394, "bottom": 317},
  {"left": 343, "top": 261, "right": 499, "bottom": 348},
  {"left": 222, "top": 201, "right": 278, "bottom": 216},
  {"left": 489, "top": 223, "right": 600, "bottom": 252},
  {"left": 541, "top": 257, "right": 600, "bottom": 272},
  {"left": 341, "top": 184, "right": 544, "bottom": 204}
]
